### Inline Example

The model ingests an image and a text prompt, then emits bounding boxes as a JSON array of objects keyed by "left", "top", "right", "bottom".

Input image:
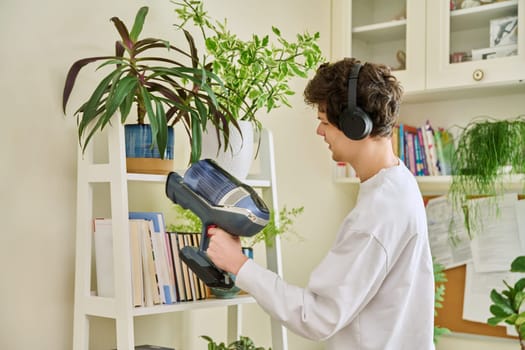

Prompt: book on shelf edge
[
  {"left": 93, "top": 218, "right": 114, "bottom": 298},
  {"left": 129, "top": 220, "right": 145, "bottom": 307},
  {"left": 93, "top": 219, "right": 146, "bottom": 306},
  {"left": 139, "top": 219, "right": 161, "bottom": 306},
  {"left": 168, "top": 232, "right": 187, "bottom": 301}
]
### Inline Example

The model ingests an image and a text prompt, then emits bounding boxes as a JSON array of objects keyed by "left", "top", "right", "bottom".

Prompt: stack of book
[
  {"left": 392, "top": 120, "right": 455, "bottom": 177},
  {"left": 93, "top": 212, "right": 208, "bottom": 306}
]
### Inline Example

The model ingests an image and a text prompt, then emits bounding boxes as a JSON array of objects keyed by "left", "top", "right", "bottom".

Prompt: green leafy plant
[
  {"left": 433, "top": 261, "right": 450, "bottom": 343},
  {"left": 201, "top": 335, "right": 269, "bottom": 350},
  {"left": 449, "top": 115, "right": 525, "bottom": 234},
  {"left": 63, "top": 6, "right": 234, "bottom": 162},
  {"left": 243, "top": 206, "right": 304, "bottom": 248},
  {"left": 487, "top": 256, "right": 525, "bottom": 349},
  {"left": 167, "top": 204, "right": 304, "bottom": 249},
  {"left": 172, "top": 0, "right": 324, "bottom": 148},
  {"left": 167, "top": 203, "right": 203, "bottom": 232}
]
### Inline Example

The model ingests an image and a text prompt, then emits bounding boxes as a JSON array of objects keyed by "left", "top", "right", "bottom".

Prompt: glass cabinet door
[
  {"left": 331, "top": 0, "right": 426, "bottom": 92},
  {"left": 426, "top": 0, "right": 524, "bottom": 89}
]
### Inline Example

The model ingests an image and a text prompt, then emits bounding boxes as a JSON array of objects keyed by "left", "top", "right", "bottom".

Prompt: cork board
[
  {"left": 429, "top": 195, "right": 525, "bottom": 339},
  {"left": 435, "top": 264, "right": 517, "bottom": 339}
]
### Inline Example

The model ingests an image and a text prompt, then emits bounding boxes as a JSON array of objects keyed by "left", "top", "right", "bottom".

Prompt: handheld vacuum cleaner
[{"left": 165, "top": 159, "right": 269, "bottom": 289}]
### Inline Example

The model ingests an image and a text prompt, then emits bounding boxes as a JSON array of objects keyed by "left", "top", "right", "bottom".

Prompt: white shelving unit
[{"left": 72, "top": 123, "right": 288, "bottom": 350}]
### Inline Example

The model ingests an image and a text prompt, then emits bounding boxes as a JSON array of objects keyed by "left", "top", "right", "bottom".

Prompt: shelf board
[
  {"left": 82, "top": 294, "right": 255, "bottom": 317},
  {"left": 416, "top": 176, "right": 452, "bottom": 195},
  {"left": 126, "top": 172, "right": 271, "bottom": 188},
  {"left": 132, "top": 295, "right": 256, "bottom": 316},
  {"left": 450, "top": 0, "right": 518, "bottom": 31},
  {"left": 352, "top": 19, "right": 406, "bottom": 43}
]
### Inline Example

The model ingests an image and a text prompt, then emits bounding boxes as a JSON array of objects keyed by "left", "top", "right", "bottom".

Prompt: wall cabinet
[
  {"left": 72, "top": 123, "right": 288, "bottom": 350},
  {"left": 331, "top": 0, "right": 524, "bottom": 94},
  {"left": 427, "top": 0, "right": 523, "bottom": 90}
]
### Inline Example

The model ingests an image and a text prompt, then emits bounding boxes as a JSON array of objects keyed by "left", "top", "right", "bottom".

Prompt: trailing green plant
[
  {"left": 201, "top": 335, "right": 269, "bottom": 350},
  {"left": 172, "top": 0, "right": 324, "bottom": 148},
  {"left": 449, "top": 115, "right": 525, "bottom": 235},
  {"left": 433, "top": 261, "right": 450, "bottom": 343},
  {"left": 487, "top": 256, "right": 525, "bottom": 349},
  {"left": 63, "top": 6, "right": 235, "bottom": 162}
]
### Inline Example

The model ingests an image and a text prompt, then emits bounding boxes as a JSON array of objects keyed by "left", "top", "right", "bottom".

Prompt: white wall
[
  {"left": 1, "top": 0, "right": 524, "bottom": 349},
  {"left": 0, "top": 0, "right": 340, "bottom": 349}
]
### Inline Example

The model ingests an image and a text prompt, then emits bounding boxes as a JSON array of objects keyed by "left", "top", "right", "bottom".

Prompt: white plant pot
[{"left": 200, "top": 120, "right": 254, "bottom": 180}]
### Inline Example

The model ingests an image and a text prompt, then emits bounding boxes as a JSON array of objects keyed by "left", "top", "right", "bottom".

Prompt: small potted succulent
[{"left": 62, "top": 6, "right": 235, "bottom": 172}]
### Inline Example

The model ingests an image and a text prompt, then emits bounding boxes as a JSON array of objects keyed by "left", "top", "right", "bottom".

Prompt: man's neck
[{"left": 353, "top": 138, "right": 398, "bottom": 182}]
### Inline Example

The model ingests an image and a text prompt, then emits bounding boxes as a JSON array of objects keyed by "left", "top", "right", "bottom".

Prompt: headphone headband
[
  {"left": 338, "top": 62, "right": 372, "bottom": 140},
  {"left": 347, "top": 63, "right": 361, "bottom": 112}
]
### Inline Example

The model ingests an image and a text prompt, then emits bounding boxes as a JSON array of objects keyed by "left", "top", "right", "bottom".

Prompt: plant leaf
[
  {"left": 110, "top": 16, "right": 132, "bottom": 50},
  {"left": 190, "top": 109, "right": 202, "bottom": 163},
  {"left": 511, "top": 256, "right": 525, "bottom": 272},
  {"left": 62, "top": 56, "right": 116, "bottom": 113},
  {"left": 129, "top": 6, "right": 148, "bottom": 42}
]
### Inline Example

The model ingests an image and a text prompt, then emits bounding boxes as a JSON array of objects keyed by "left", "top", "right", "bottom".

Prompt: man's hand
[{"left": 207, "top": 227, "right": 248, "bottom": 275}]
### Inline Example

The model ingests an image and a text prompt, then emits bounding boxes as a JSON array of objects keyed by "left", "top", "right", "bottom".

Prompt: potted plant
[
  {"left": 172, "top": 0, "right": 324, "bottom": 177},
  {"left": 200, "top": 335, "right": 269, "bottom": 350},
  {"left": 448, "top": 115, "right": 525, "bottom": 233},
  {"left": 487, "top": 256, "right": 525, "bottom": 349},
  {"left": 62, "top": 6, "right": 235, "bottom": 171}
]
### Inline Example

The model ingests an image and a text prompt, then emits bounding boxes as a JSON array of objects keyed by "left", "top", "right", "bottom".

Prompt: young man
[{"left": 207, "top": 58, "right": 435, "bottom": 350}]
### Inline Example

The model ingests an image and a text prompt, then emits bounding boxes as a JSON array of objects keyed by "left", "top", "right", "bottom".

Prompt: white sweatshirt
[{"left": 235, "top": 162, "right": 435, "bottom": 350}]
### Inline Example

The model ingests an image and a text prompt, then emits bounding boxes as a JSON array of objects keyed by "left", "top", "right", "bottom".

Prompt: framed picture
[{"left": 490, "top": 16, "right": 518, "bottom": 47}]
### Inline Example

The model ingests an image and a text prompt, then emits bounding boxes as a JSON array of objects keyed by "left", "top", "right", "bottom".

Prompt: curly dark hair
[{"left": 303, "top": 57, "right": 403, "bottom": 137}]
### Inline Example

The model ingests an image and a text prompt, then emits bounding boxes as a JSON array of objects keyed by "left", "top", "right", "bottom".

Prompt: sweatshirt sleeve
[{"left": 235, "top": 231, "right": 387, "bottom": 341}]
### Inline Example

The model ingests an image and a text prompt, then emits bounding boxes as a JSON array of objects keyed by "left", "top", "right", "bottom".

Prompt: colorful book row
[{"left": 392, "top": 121, "right": 455, "bottom": 177}]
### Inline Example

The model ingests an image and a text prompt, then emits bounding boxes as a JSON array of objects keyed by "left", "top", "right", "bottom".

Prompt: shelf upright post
[
  {"left": 72, "top": 120, "right": 96, "bottom": 350},
  {"left": 257, "top": 129, "right": 288, "bottom": 350},
  {"left": 108, "top": 122, "right": 135, "bottom": 349}
]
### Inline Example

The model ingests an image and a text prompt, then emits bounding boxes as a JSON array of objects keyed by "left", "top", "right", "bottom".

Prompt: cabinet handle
[{"left": 473, "top": 69, "right": 484, "bottom": 81}]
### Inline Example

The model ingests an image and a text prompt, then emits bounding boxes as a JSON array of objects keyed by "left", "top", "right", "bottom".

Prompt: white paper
[
  {"left": 462, "top": 196, "right": 525, "bottom": 326},
  {"left": 515, "top": 199, "right": 525, "bottom": 253},
  {"left": 462, "top": 262, "right": 520, "bottom": 323},
  {"left": 426, "top": 195, "right": 472, "bottom": 269},
  {"left": 469, "top": 193, "right": 522, "bottom": 272}
]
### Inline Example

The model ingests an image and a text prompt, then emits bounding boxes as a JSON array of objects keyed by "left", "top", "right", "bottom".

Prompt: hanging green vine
[{"left": 449, "top": 115, "right": 525, "bottom": 235}]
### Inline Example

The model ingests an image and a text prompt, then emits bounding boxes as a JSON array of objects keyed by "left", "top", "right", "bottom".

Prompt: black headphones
[{"left": 338, "top": 63, "right": 373, "bottom": 140}]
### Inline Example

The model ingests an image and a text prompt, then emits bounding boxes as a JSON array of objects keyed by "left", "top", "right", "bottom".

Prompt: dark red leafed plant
[{"left": 63, "top": 6, "right": 237, "bottom": 162}]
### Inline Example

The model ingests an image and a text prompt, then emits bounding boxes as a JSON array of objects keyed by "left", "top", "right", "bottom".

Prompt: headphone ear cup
[{"left": 339, "top": 107, "right": 373, "bottom": 141}]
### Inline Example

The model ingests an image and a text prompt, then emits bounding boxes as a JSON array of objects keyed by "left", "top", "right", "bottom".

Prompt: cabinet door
[
  {"left": 331, "top": 0, "right": 426, "bottom": 92},
  {"left": 426, "top": 0, "right": 524, "bottom": 89}
]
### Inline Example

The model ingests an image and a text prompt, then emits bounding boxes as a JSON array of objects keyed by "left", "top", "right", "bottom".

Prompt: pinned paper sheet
[
  {"left": 462, "top": 195, "right": 525, "bottom": 334},
  {"left": 426, "top": 195, "right": 472, "bottom": 269},
  {"left": 469, "top": 194, "right": 523, "bottom": 273}
]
